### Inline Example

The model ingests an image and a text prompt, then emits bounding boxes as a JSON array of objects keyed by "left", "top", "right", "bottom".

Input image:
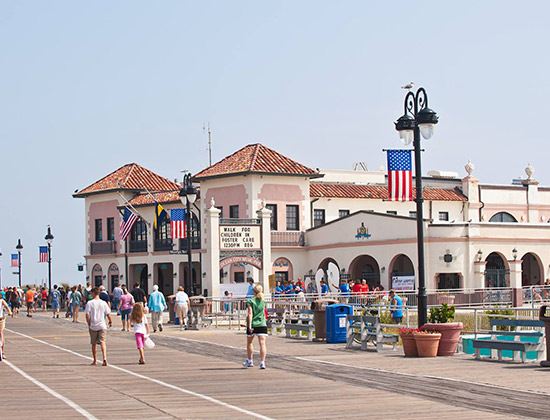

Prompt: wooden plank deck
[{"left": 0, "top": 315, "right": 536, "bottom": 419}]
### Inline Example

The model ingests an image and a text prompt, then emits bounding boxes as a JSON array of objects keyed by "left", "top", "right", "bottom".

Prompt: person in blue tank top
[{"left": 389, "top": 290, "right": 403, "bottom": 324}]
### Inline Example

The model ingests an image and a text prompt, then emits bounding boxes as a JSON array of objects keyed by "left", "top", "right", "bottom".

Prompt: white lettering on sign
[{"left": 219, "top": 225, "right": 261, "bottom": 250}]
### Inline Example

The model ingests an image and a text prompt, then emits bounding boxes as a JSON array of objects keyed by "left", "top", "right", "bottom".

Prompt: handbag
[{"left": 144, "top": 336, "right": 155, "bottom": 349}]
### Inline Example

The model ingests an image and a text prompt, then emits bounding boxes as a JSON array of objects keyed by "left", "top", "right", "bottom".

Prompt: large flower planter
[
  {"left": 399, "top": 333, "right": 418, "bottom": 357},
  {"left": 423, "top": 322, "right": 463, "bottom": 356},
  {"left": 413, "top": 332, "right": 441, "bottom": 357}
]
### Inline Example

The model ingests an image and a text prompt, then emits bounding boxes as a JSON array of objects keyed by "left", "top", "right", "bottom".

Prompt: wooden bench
[
  {"left": 472, "top": 319, "right": 545, "bottom": 362},
  {"left": 346, "top": 315, "right": 399, "bottom": 352},
  {"left": 285, "top": 309, "right": 315, "bottom": 340},
  {"left": 266, "top": 308, "right": 286, "bottom": 336}
]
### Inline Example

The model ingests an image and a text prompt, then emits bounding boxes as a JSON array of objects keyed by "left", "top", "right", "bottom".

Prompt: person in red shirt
[
  {"left": 41, "top": 287, "right": 48, "bottom": 312},
  {"left": 352, "top": 280, "right": 362, "bottom": 295},
  {"left": 360, "top": 279, "right": 369, "bottom": 295}
]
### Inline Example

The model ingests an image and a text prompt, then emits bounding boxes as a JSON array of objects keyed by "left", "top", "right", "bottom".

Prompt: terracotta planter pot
[
  {"left": 423, "top": 322, "right": 463, "bottom": 356},
  {"left": 413, "top": 332, "right": 441, "bottom": 357},
  {"left": 400, "top": 333, "right": 418, "bottom": 357}
]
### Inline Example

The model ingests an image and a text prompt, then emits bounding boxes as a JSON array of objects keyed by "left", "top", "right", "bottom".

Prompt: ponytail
[{"left": 253, "top": 284, "right": 264, "bottom": 301}]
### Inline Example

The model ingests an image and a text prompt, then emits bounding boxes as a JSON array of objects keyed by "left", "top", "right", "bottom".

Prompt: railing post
[{"left": 474, "top": 308, "right": 478, "bottom": 338}]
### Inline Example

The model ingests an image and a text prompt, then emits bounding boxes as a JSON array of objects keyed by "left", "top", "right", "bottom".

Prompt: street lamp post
[
  {"left": 179, "top": 173, "right": 198, "bottom": 295},
  {"left": 395, "top": 87, "right": 439, "bottom": 328},
  {"left": 16, "top": 239, "right": 23, "bottom": 288},
  {"left": 45, "top": 225, "right": 54, "bottom": 291}
]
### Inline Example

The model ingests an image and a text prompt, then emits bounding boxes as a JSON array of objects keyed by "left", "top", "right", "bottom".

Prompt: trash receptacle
[
  {"left": 539, "top": 306, "right": 550, "bottom": 367},
  {"left": 189, "top": 296, "right": 207, "bottom": 330},
  {"left": 166, "top": 296, "right": 175, "bottom": 324},
  {"left": 311, "top": 299, "right": 338, "bottom": 342},
  {"left": 326, "top": 304, "right": 353, "bottom": 343}
]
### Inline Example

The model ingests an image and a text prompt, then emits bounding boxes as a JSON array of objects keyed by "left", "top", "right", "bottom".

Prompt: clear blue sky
[{"left": 1, "top": 1, "right": 549, "bottom": 287}]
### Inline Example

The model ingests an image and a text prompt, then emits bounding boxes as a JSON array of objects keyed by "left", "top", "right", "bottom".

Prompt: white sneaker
[
  {"left": 260, "top": 361, "right": 266, "bottom": 369},
  {"left": 242, "top": 360, "right": 254, "bottom": 368}
]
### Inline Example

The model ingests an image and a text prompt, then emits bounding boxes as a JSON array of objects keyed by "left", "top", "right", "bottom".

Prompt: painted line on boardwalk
[
  {"left": 6, "top": 329, "right": 275, "bottom": 420},
  {"left": 3, "top": 359, "right": 99, "bottom": 420}
]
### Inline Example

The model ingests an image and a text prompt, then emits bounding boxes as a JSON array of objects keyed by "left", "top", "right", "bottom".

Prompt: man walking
[
  {"left": 148, "top": 285, "right": 167, "bottom": 333},
  {"left": 85, "top": 287, "right": 113, "bottom": 366},
  {"left": 50, "top": 285, "right": 61, "bottom": 318},
  {"left": 112, "top": 283, "right": 123, "bottom": 314},
  {"left": 25, "top": 286, "right": 35, "bottom": 318},
  {"left": 389, "top": 289, "right": 403, "bottom": 324},
  {"left": 131, "top": 282, "right": 147, "bottom": 306}
]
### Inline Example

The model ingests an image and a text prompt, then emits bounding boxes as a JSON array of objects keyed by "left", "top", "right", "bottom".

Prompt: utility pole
[{"left": 204, "top": 123, "right": 212, "bottom": 166}]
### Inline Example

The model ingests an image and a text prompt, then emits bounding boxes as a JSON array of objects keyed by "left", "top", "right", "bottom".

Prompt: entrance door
[{"left": 94, "top": 276, "right": 103, "bottom": 287}]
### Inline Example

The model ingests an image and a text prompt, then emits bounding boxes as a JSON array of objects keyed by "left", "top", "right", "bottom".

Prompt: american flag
[
  {"left": 387, "top": 149, "right": 413, "bottom": 201},
  {"left": 171, "top": 208, "right": 186, "bottom": 239},
  {"left": 39, "top": 246, "right": 48, "bottom": 263},
  {"left": 11, "top": 253, "right": 18, "bottom": 267},
  {"left": 120, "top": 207, "right": 138, "bottom": 241}
]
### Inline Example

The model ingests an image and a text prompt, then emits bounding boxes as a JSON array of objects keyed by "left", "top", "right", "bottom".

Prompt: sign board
[
  {"left": 219, "top": 225, "right": 261, "bottom": 251},
  {"left": 268, "top": 274, "right": 275, "bottom": 289},
  {"left": 391, "top": 276, "right": 415, "bottom": 291},
  {"left": 219, "top": 255, "right": 262, "bottom": 270}
]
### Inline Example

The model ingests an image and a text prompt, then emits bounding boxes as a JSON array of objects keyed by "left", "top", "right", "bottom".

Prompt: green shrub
[{"left": 428, "top": 303, "right": 456, "bottom": 323}]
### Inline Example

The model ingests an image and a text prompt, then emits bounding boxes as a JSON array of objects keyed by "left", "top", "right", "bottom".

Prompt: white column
[
  {"left": 257, "top": 204, "right": 272, "bottom": 293},
  {"left": 508, "top": 259, "right": 523, "bottom": 307},
  {"left": 204, "top": 200, "right": 221, "bottom": 298},
  {"left": 473, "top": 261, "right": 487, "bottom": 289}
]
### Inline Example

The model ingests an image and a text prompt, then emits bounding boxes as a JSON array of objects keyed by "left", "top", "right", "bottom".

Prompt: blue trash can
[{"left": 326, "top": 304, "right": 353, "bottom": 343}]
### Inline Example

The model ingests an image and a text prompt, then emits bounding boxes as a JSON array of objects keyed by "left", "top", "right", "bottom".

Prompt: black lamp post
[
  {"left": 179, "top": 173, "right": 197, "bottom": 295},
  {"left": 395, "top": 87, "right": 439, "bottom": 328},
  {"left": 16, "top": 239, "right": 23, "bottom": 288},
  {"left": 45, "top": 225, "right": 54, "bottom": 291}
]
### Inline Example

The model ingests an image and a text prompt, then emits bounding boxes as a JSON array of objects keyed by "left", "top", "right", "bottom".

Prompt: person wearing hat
[{"left": 148, "top": 285, "right": 167, "bottom": 333}]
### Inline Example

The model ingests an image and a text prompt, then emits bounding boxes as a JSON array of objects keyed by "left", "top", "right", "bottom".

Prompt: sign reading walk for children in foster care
[
  {"left": 391, "top": 276, "right": 415, "bottom": 291},
  {"left": 220, "top": 225, "right": 261, "bottom": 250}
]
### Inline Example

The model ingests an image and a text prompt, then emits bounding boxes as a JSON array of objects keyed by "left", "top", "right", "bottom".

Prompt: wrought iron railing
[
  {"left": 271, "top": 231, "right": 305, "bottom": 246},
  {"left": 90, "top": 241, "right": 116, "bottom": 255},
  {"left": 180, "top": 236, "right": 201, "bottom": 251},
  {"left": 154, "top": 238, "right": 173, "bottom": 251},
  {"left": 129, "top": 240, "right": 147, "bottom": 253}
]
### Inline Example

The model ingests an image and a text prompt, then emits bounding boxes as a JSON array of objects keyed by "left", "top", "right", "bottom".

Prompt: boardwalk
[{"left": 0, "top": 314, "right": 546, "bottom": 419}]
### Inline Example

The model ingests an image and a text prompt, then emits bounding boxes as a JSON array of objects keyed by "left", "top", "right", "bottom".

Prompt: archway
[
  {"left": 92, "top": 264, "right": 103, "bottom": 287},
  {"left": 388, "top": 254, "right": 415, "bottom": 291},
  {"left": 155, "top": 262, "right": 174, "bottom": 295},
  {"left": 273, "top": 257, "right": 293, "bottom": 287},
  {"left": 108, "top": 263, "right": 119, "bottom": 290},
  {"left": 349, "top": 255, "right": 380, "bottom": 290},
  {"left": 521, "top": 253, "right": 542, "bottom": 285},
  {"left": 485, "top": 252, "right": 509, "bottom": 287},
  {"left": 318, "top": 258, "right": 339, "bottom": 273}
]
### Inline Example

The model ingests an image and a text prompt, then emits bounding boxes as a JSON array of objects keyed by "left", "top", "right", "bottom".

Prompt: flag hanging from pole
[
  {"left": 154, "top": 203, "right": 167, "bottom": 230},
  {"left": 120, "top": 207, "right": 138, "bottom": 241},
  {"left": 387, "top": 149, "right": 413, "bottom": 201},
  {"left": 39, "top": 246, "right": 48, "bottom": 263},
  {"left": 171, "top": 208, "right": 186, "bottom": 239},
  {"left": 11, "top": 254, "right": 19, "bottom": 267}
]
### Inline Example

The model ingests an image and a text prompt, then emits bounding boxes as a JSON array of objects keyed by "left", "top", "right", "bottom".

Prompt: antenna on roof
[
  {"left": 353, "top": 162, "right": 368, "bottom": 171},
  {"left": 203, "top": 122, "right": 212, "bottom": 166}
]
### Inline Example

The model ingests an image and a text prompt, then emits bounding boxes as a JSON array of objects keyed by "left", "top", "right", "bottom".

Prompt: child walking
[{"left": 130, "top": 302, "right": 149, "bottom": 364}]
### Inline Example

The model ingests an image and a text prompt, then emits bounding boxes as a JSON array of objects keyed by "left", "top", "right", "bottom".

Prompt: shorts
[
  {"left": 246, "top": 326, "right": 268, "bottom": 337},
  {"left": 135, "top": 332, "right": 145, "bottom": 349},
  {"left": 0, "top": 317, "right": 5, "bottom": 331},
  {"left": 89, "top": 329, "right": 106, "bottom": 345},
  {"left": 10, "top": 302, "right": 19, "bottom": 309},
  {"left": 120, "top": 309, "right": 131, "bottom": 321},
  {"left": 26, "top": 301, "right": 33, "bottom": 309},
  {"left": 51, "top": 301, "right": 59, "bottom": 309},
  {"left": 392, "top": 317, "right": 403, "bottom": 324},
  {"left": 175, "top": 304, "right": 188, "bottom": 324}
]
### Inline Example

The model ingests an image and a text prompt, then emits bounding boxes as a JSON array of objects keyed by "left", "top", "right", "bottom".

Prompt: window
[
  {"left": 339, "top": 209, "right": 350, "bottom": 218},
  {"left": 155, "top": 218, "right": 171, "bottom": 239},
  {"left": 266, "top": 204, "right": 277, "bottom": 230},
  {"left": 234, "top": 272, "right": 245, "bottom": 283},
  {"left": 386, "top": 211, "right": 397, "bottom": 215},
  {"left": 489, "top": 212, "right": 517, "bottom": 223},
  {"left": 130, "top": 220, "right": 147, "bottom": 241},
  {"left": 229, "top": 205, "right": 239, "bottom": 219},
  {"left": 286, "top": 205, "right": 299, "bottom": 231},
  {"left": 313, "top": 209, "right": 325, "bottom": 227},
  {"left": 95, "top": 219, "right": 102, "bottom": 241},
  {"left": 409, "top": 211, "right": 417, "bottom": 218},
  {"left": 216, "top": 206, "right": 223, "bottom": 218},
  {"left": 438, "top": 211, "right": 449, "bottom": 221},
  {"left": 107, "top": 217, "right": 114, "bottom": 240}
]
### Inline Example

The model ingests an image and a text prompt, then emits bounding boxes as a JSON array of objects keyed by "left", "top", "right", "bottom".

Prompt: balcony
[
  {"left": 90, "top": 241, "right": 116, "bottom": 255},
  {"left": 129, "top": 240, "right": 148, "bottom": 253},
  {"left": 180, "top": 236, "right": 201, "bottom": 251},
  {"left": 154, "top": 238, "right": 173, "bottom": 252},
  {"left": 271, "top": 231, "right": 305, "bottom": 246}
]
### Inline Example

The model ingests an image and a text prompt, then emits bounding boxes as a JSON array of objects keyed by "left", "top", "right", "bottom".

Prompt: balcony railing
[
  {"left": 154, "top": 238, "right": 173, "bottom": 252},
  {"left": 90, "top": 240, "right": 116, "bottom": 255},
  {"left": 271, "top": 231, "right": 305, "bottom": 246},
  {"left": 180, "top": 236, "right": 201, "bottom": 251},
  {"left": 129, "top": 240, "right": 148, "bottom": 253}
]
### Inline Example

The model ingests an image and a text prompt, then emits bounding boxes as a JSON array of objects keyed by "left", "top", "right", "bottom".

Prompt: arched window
[{"left": 489, "top": 212, "right": 517, "bottom": 223}]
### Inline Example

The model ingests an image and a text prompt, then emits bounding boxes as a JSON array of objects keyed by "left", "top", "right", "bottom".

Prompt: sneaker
[
  {"left": 158, "top": 324, "right": 163, "bottom": 332},
  {"left": 242, "top": 360, "right": 254, "bottom": 368},
  {"left": 260, "top": 362, "right": 266, "bottom": 369}
]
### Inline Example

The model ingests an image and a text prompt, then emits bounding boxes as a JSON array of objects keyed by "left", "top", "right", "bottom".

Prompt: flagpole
[{"left": 116, "top": 191, "right": 151, "bottom": 227}]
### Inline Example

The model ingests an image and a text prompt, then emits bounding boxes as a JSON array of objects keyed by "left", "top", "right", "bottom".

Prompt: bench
[
  {"left": 266, "top": 308, "right": 286, "bottom": 336},
  {"left": 472, "top": 319, "right": 545, "bottom": 362},
  {"left": 346, "top": 314, "right": 399, "bottom": 352},
  {"left": 285, "top": 309, "right": 315, "bottom": 340}
]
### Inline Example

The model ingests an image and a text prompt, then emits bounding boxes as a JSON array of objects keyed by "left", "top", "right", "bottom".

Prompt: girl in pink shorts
[{"left": 130, "top": 303, "right": 149, "bottom": 364}]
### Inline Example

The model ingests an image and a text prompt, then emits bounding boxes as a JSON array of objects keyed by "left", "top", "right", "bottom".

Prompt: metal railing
[
  {"left": 154, "top": 238, "right": 173, "bottom": 251},
  {"left": 90, "top": 240, "right": 116, "bottom": 255},
  {"left": 129, "top": 240, "right": 147, "bottom": 253}
]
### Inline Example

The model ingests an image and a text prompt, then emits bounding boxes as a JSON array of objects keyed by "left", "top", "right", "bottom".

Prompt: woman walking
[
  {"left": 242, "top": 284, "right": 268, "bottom": 369},
  {"left": 130, "top": 303, "right": 149, "bottom": 364},
  {"left": 118, "top": 285, "right": 134, "bottom": 332},
  {"left": 0, "top": 294, "right": 13, "bottom": 360},
  {"left": 70, "top": 286, "right": 82, "bottom": 323},
  {"left": 174, "top": 286, "right": 189, "bottom": 331}
]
